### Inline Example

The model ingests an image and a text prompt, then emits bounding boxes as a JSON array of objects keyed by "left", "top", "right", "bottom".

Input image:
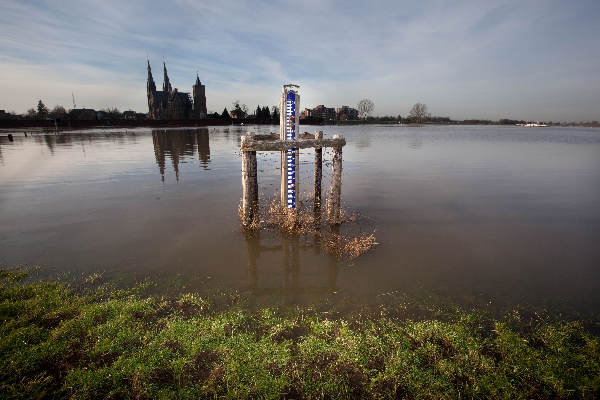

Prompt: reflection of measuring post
[{"left": 280, "top": 84, "right": 300, "bottom": 208}]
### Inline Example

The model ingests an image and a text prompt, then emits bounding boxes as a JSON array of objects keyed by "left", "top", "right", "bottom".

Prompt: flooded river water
[{"left": 1, "top": 125, "right": 599, "bottom": 315}]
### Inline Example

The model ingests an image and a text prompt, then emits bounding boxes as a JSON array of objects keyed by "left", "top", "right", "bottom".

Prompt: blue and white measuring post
[{"left": 280, "top": 84, "right": 300, "bottom": 208}]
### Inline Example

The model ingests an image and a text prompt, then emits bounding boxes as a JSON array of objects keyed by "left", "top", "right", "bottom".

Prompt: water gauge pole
[{"left": 280, "top": 84, "right": 300, "bottom": 208}]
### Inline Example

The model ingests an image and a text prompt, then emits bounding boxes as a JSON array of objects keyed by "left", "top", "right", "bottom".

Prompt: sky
[{"left": 0, "top": 0, "right": 599, "bottom": 121}]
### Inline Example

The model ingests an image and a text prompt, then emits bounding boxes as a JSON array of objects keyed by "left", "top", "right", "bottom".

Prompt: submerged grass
[
  {"left": 258, "top": 198, "right": 377, "bottom": 261},
  {"left": 321, "top": 232, "right": 377, "bottom": 261},
  {"left": 1, "top": 268, "right": 599, "bottom": 399}
]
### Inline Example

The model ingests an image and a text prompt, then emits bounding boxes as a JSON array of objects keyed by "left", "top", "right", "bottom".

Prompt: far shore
[{"left": 1, "top": 119, "right": 598, "bottom": 134}]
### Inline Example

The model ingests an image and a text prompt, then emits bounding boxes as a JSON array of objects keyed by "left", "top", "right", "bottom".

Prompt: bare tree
[
  {"left": 408, "top": 103, "right": 429, "bottom": 124},
  {"left": 49, "top": 105, "right": 67, "bottom": 119},
  {"left": 101, "top": 107, "right": 121, "bottom": 119},
  {"left": 26, "top": 108, "right": 37, "bottom": 118},
  {"left": 357, "top": 98, "right": 375, "bottom": 119},
  {"left": 231, "top": 100, "right": 248, "bottom": 119}
]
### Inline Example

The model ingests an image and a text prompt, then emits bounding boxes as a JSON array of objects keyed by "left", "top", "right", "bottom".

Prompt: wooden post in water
[
  {"left": 314, "top": 130, "right": 323, "bottom": 209},
  {"left": 241, "top": 133, "right": 258, "bottom": 227},
  {"left": 327, "top": 135, "right": 343, "bottom": 224},
  {"left": 239, "top": 132, "right": 345, "bottom": 228}
]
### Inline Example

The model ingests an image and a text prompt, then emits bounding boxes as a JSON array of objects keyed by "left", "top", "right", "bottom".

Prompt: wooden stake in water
[
  {"left": 327, "top": 135, "right": 343, "bottom": 224},
  {"left": 239, "top": 129, "right": 346, "bottom": 228},
  {"left": 314, "top": 130, "right": 323, "bottom": 209},
  {"left": 241, "top": 133, "right": 258, "bottom": 227}
]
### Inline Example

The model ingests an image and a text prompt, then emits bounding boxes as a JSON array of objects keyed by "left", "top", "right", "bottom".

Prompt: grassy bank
[{"left": 1, "top": 269, "right": 599, "bottom": 399}]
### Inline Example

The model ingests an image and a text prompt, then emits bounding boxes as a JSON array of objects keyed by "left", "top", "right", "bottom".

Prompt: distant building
[
  {"left": 337, "top": 106, "right": 358, "bottom": 121},
  {"left": 69, "top": 108, "right": 97, "bottom": 120},
  {"left": 121, "top": 110, "right": 147, "bottom": 120},
  {"left": 146, "top": 61, "right": 207, "bottom": 120},
  {"left": 311, "top": 105, "right": 336, "bottom": 121},
  {"left": 300, "top": 108, "right": 312, "bottom": 119},
  {"left": 122, "top": 110, "right": 136, "bottom": 120},
  {"left": 229, "top": 107, "right": 247, "bottom": 119}
]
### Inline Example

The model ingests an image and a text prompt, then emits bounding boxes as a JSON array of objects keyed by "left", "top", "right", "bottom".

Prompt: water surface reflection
[
  {"left": 244, "top": 229, "right": 339, "bottom": 304},
  {"left": 152, "top": 129, "right": 211, "bottom": 181},
  {"left": 0, "top": 125, "right": 599, "bottom": 317}
]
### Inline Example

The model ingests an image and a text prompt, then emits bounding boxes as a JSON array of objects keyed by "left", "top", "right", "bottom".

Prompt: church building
[{"left": 146, "top": 61, "right": 207, "bottom": 120}]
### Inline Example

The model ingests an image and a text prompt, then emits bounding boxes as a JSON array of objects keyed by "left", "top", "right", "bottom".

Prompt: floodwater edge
[{"left": 1, "top": 267, "right": 599, "bottom": 399}]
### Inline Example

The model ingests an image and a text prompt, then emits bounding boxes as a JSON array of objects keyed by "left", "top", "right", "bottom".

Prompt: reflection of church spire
[
  {"left": 196, "top": 131, "right": 210, "bottom": 169},
  {"left": 171, "top": 143, "right": 180, "bottom": 181},
  {"left": 152, "top": 130, "right": 200, "bottom": 182},
  {"left": 152, "top": 131, "right": 166, "bottom": 182}
]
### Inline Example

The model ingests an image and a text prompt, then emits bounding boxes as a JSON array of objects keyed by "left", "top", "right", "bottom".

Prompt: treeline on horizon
[
  {"left": 1, "top": 99, "right": 598, "bottom": 128},
  {"left": 336, "top": 116, "right": 600, "bottom": 127}
]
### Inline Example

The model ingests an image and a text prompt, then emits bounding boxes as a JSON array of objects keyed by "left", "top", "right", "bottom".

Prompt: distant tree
[
  {"left": 408, "top": 103, "right": 429, "bottom": 124},
  {"left": 271, "top": 106, "right": 279, "bottom": 122},
  {"left": 357, "top": 99, "right": 374, "bottom": 119},
  {"left": 255, "top": 105, "right": 270, "bottom": 122},
  {"left": 26, "top": 108, "right": 37, "bottom": 119},
  {"left": 255, "top": 105, "right": 262, "bottom": 120},
  {"left": 101, "top": 107, "right": 121, "bottom": 120},
  {"left": 231, "top": 100, "right": 248, "bottom": 119},
  {"left": 37, "top": 100, "right": 49, "bottom": 118},
  {"left": 263, "top": 106, "right": 271, "bottom": 121},
  {"left": 221, "top": 107, "right": 231, "bottom": 120},
  {"left": 49, "top": 105, "right": 67, "bottom": 120}
]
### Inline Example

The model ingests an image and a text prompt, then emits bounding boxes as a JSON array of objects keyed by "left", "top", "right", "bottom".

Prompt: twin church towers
[{"left": 146, "top": 61, "right": 207, "bottom": 120}]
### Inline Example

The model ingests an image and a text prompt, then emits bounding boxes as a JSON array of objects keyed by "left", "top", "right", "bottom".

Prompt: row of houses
[
  {"left": 68, "top": 109, "right": 146, "bottom": 121},
  {"left": 300, "top": 105, "right": 359, "bottom": 121}
]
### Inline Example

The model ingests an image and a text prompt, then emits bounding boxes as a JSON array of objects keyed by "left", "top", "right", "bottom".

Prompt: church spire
[
  {"left": 147, "top": 60, "right": 156, "bottom": 93},
  {"left": 163, "top": 61, "right": 172, "bottom": 93}
]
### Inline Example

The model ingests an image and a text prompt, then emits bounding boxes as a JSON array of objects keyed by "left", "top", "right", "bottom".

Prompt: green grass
[{"left": 1, "top": 268, "right": 599, "bottom": 399}]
